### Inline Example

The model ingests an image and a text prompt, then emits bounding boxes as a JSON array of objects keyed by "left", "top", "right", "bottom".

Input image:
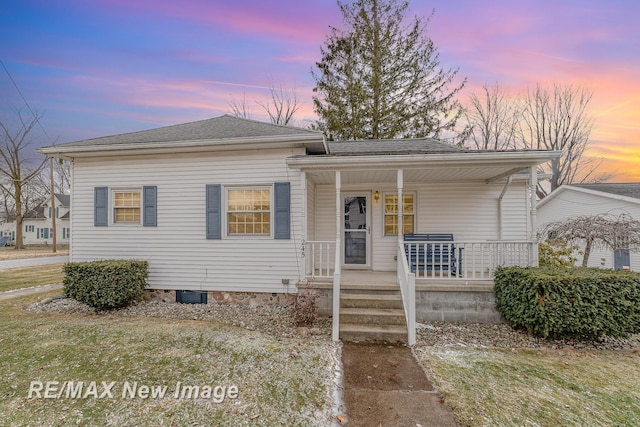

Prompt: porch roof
[{"left": 287, "top": 150, "right": 561, "bottom": 184}]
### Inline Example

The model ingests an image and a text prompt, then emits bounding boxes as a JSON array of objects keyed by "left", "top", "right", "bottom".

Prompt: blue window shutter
[
  {"left": 206, "top": 184, "right": 221, "bottom": 239},
  {"left": 56, "top": 207, "right": 59, "bottom": 218},
  {"left": 143, "top": 186, "right": 157, "bottom": 227},
  {"left": 94, "top": 187, "right": 108, "bottom": 226},
  {"left": 37, "top": 228, "right": 40, "bottom": 239},
  {"left": 274, "top": 182, "right": 290, "bottom": 239}
]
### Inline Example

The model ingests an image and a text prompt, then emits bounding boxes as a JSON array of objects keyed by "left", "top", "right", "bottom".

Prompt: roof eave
[
  {"left": 287, "top": 150, "right": 562, "bottom": 170},
  {"left": 37, "top": 133, "right": 326, "bottom": 158}
]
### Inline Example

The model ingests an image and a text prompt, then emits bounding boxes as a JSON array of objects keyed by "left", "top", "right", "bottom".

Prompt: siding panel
[{"left": 71, "top": 148, "right": 305, "bottom": 293}]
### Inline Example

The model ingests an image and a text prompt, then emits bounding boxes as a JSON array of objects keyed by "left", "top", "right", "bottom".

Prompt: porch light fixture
[{"left": 374, "top": 191, "right": 380, "bottom": 202}]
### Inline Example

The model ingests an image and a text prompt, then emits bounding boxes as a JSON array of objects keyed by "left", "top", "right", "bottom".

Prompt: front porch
[{"left": 288, "top": 148, "right": 554, "bottom": 344}]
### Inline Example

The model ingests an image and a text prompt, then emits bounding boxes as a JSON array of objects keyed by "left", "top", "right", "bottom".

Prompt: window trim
[
  {"left": 111, "top": 188, "right": 143, "bottom": 225},
  {"left": 224, "top": 185, "right": 273, "bottom": 238},
  {"left": 382, "top": 191, "right": 416, "bottom": 236}
]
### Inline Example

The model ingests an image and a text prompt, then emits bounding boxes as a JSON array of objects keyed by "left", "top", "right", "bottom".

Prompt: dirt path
[{"left": 342, "top": 343, "right": 459, "bottom": 426}]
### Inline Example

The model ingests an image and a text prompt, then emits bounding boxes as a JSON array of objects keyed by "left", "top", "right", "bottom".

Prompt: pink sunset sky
[{"left": 1, "top": 0, "right": 639, "bottom": 180}]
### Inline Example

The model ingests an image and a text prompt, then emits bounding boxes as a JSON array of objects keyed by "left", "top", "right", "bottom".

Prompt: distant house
[
  {"left": 537, "top": 183, "right": 640, "bottom": 271},
  {"left": 38, "top": 115, "right": 559, "bottom": 343},
  {"left": 0, "top": 194, "right": 70, "bottom": 246}
]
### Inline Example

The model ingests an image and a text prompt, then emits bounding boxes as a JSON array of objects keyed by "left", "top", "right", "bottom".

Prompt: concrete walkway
[
  {"left": 0, "top": 255, "right": 68, "bottom": 270},
  {"left": 342, "top": 343, "right": 459, "bottom": 427},
  {"left": 0, "top": 283, "right": 63, "bottom": 301}
]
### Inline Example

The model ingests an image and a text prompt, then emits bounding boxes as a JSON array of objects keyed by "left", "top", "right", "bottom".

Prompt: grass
[
  {"left": 415, "top": 346, "right": 640, "bottom": 426},
  {"left": 0, "top": 264, "right": 64, "bottom": 292},
  {"left": 0, "top": 245, "right": 69, "bottom": 260},
  {"left": 0, "top": 292, "right": 337, "bottom": 426}
]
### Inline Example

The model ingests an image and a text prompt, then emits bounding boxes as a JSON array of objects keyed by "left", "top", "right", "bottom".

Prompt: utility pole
[{"left": 50, "top": 157, "right": 57, "bottom": 253}]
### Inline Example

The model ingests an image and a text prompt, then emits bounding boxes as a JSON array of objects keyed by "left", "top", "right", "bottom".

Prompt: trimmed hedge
[
  {"left": 63, "top": 260, "right": 148, "bottom": 310},
  {"left": 494, "top": 266, "right": 640, "bottom": 340}
]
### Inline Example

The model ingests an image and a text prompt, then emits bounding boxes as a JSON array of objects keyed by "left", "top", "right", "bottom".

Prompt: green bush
[
  {"left": 494, "top": 266, "right": 640, "bottom": 340},
  {"left": 63, "top": 260, "right": 148, "bottom": 310}
]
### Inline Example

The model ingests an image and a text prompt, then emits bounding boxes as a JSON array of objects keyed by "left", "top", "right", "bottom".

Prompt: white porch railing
[
  {"left": 303, "top": 240, "right": 335, "bottom": 279},
  {"left": 397, "top": 241, "right": 416, "bottom": 345},
  {"left": 403, "top": 240, "right": 535, "bottom": 280}
]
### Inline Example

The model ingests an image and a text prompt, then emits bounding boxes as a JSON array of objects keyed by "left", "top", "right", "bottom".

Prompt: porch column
[
  {"left": 335, "top": 171, "right": 342, "bottom": 274},
  {"left": 300, "top": 171, "right": 307, "bottom": 277},
  {"left": 529, "top": 166, "right": 538, "bottom": 266},
  {"left": 333, "top": 170, "right": 342, "bottom": 341},
  {"left": 397, "top": 169, "right": 404, "bottom": 245},
  {"left": 300, "top": 171, "right": 308, "bottom": 239}
]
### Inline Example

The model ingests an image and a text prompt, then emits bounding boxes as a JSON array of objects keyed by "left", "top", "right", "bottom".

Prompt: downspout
[{"left": 498, "top": 176, "right": 513, "bottom": 240}]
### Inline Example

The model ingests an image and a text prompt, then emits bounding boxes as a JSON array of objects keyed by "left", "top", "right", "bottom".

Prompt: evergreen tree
[{"left": 312, "top": 0, "right": 465, "bottom": 140}]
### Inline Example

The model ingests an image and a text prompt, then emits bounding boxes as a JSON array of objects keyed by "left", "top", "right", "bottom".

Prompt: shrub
[
  {"left": 291, "top": 289, "right": 318, "bottom": 327},
  {"left": 494, "top": 266, "right": 640, "bottom": 340},
  {"left": 538, "top": 239, "right": 580, "bottom": 267},
  {"left": 63, "top": 260, "right": 148, "bottom": 310}
]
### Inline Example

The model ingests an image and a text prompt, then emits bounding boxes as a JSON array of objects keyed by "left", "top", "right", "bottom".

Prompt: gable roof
[
  {"left": 538, "top": 183, "right": 640, "bottom": 209},
  {"left": 24, "top": 205, "right": 46, "bottom": 219},
  {"left": 38, "top": 115, "right": 326, "bottom": 157},
  {"left": 55, "top": 194, "right": 70, "bottom": 207},
  {"left": 327, "top": 138, "right": 463, "bottom": 156},
  {"left": 570, "top": 183, "right": 640, "bottom": 200}
]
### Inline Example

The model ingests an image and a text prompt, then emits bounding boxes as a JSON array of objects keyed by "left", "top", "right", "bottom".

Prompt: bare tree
[
  {"left": 0, "top": 112, "right": 48, "bottom": 249},
  {"left": 228, "top": 84, "right": 300, "bottom": 126},
  {"left": 228, "top": 92, "right": 253, "bottom": 120},
  {"left": 257, "top": 84, "right": 300, "bottom": 126},
  {"left": 519, "top": 84, "right": 598, "bottom": 197},
  {"left": 543, "top": 213, "right": 640, "bottom": 267},
  {"left": 461, "top": 84, "right": 520, "bottom": 150}
]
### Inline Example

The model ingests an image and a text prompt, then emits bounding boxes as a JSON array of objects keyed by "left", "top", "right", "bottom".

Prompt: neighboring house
[
  {"left": 538, "top": 183, "right": 640, "bottom": 271},
  {"left": 38, "top": 115, "right": 559, "bottom": 343},
  {"left": 0, "top": 194, "right": 70, "bottom": 246}
]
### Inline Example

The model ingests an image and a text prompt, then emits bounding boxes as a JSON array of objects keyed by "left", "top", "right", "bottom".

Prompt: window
[
  {"left": 384, "top": 193, "right": 415, "bottom": 235},
  {"left": 113, "top": 191, "right": 141, "bottom": 223},
  {"left": 227, "top": 187, "right": 271, "bottom": 235}
]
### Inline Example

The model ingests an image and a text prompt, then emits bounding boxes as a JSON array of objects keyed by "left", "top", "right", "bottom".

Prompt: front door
[{"left": 343, "top": 194, "right": 370, "bottom": 268}]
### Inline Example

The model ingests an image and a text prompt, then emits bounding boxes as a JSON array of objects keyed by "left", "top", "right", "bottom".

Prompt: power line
[{"left": 0, "top": 58, "right": 56, "bottom": 145}]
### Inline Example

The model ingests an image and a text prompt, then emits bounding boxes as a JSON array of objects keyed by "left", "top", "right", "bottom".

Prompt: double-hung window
[
  {"left": 113, "top": 190, "right": 141, "bottom": 223},
  {"left": 227, "top": 187, "right": 271, "bottom": 235},
  {"left": 384, "top": 193, "right": 415, "bottom": 235}
]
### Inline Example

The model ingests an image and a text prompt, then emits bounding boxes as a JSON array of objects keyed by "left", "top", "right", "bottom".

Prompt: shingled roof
[
  {"left": 572, "top": 183, "right": 640, "bottom": 200},
  {"left": 51, "top": 115, "right": 321, "bottom": 149},
  {"left": 327, "top": 138, "right": 464, "bottom": 156}
]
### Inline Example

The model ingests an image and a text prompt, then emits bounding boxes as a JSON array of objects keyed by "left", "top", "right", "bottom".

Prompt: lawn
[
  {"left": 0, "top": 264, "right": 64, "bottom": 292},
  {"left": 0, "top": 293, "right": 338, "bottom": 426},
  {"left": 415, "top": 346, "right": 640, "bottom": 427}
]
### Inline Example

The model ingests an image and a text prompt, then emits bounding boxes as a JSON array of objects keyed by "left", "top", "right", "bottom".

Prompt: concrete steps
[
  {"left": 339, "top": 289, "right": 408, "bottom": 343},
  {"left": 340, "top": 323, "right": 408, "bottom": 343}
]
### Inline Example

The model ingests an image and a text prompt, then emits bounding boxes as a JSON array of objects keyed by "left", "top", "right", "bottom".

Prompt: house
[
  {"left": 38, "top": 115, "right": 559, "bottom": 343},
  {"left": 0, "top": 194, "right": 70, "bottom": 246},
  {"left": 537, "top": 183, "right": 640, "bottom": 271}
]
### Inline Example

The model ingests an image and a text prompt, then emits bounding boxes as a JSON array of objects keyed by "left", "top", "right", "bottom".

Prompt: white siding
[
  {"left": 538, "top": 189, "right": 640, "bottom": 271},
  {"left": 314, "top": 181, "right": 529, "bottom": 271},
  {"left": 71, "top": 148, "right": 306, "bottom": 293}
]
